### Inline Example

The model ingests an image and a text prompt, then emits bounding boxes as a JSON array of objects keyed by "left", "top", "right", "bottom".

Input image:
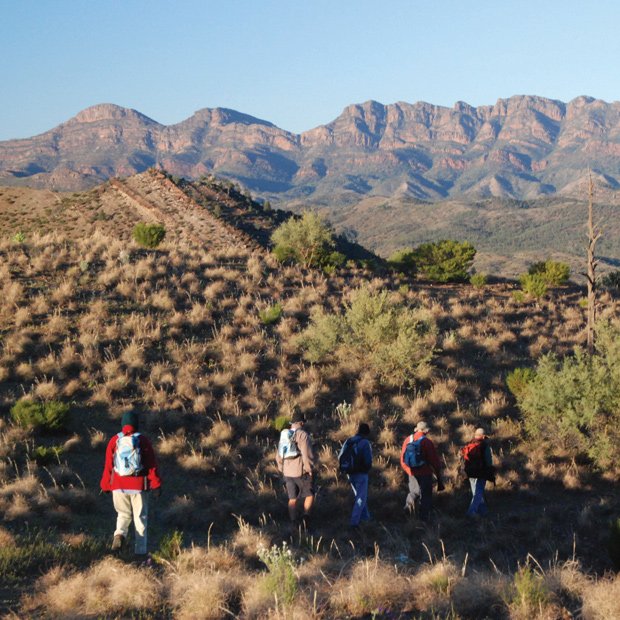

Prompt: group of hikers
[{"left": 100, "top": 409, "right": 496, "bottom": 557}]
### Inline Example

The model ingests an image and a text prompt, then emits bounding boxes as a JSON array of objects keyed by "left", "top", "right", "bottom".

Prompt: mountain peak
[
  {"left": 183, "top": 107, "right": 276, "bottom": 128},
  {"left": 71, "top": 104, "right": 159, "bottom": 125}
]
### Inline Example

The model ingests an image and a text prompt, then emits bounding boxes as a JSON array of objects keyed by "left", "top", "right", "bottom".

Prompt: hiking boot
[{"left": 111, "top": 534, "right": 125, "bottom": 551}]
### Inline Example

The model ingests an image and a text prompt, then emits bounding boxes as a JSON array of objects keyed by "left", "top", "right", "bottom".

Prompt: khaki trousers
[{"left": 112, "top": 491, "right": 149, "bottom": 554}]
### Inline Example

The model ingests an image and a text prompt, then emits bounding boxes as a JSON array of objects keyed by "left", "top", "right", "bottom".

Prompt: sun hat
[{"left": 415, "top": 421, "right": 430, "bottom": 433}]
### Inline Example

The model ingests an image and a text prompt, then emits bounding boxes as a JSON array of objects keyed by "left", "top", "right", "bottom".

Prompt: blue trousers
[
  {"left": 467, "top": 478, "right": 488, "bottom": 516},
  {"left": 349, "top": 473, "right": 370, "bottom": 526}
]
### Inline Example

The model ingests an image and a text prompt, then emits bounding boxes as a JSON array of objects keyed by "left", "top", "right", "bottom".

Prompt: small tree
[
  {"left": 528, "top": 260, "right": 570, "bottom": 286},
  {"left": 132, "top": 223, "right": 166, "bottom": 249},
  {"left": 519, "top": 273, "right": 548, "bottom": 300},
  {"left": 271, "top": 211, "right": 335, "bottom": 268},
  {"left": 412, "top": 240, "right": 476, "bottom": 282}
]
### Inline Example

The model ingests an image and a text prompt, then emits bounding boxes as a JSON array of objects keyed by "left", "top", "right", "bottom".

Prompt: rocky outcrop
[{"left": 2, "top": 96, "right": 620, "bottom": 201}]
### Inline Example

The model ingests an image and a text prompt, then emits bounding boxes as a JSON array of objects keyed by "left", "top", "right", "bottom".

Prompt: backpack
[
  {"left": 403, "top": 435, "right": 426, "bottom": 469},
  {"left": 278, "top": 429, "right": 300, "bottom": 460},
  {"left": 460, "top": 440, "right": 486, "bottom": 479},
  {"left": 113, "top": 432, "right": 143, "bottom": 476},
  {"left": 338, "top": 437, "right": 368, "bottom": 475}
]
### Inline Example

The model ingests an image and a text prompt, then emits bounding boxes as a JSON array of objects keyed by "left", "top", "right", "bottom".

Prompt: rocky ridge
[{"left": 2, "top": 96, "right": 620, "bottom": 202}]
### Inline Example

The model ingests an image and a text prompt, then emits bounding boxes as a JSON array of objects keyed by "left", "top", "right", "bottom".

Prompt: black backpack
[
  {"left": 338, "top": 437, "right": 368, "bottom": 474},
  {"left": 460, "top": 440, "right": 496, "bottom": 482}
]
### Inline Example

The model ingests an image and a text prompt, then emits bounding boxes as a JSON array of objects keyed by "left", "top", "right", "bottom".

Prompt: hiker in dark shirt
[
  {"left": 339, "top": 423, "right": 372, "bottom": 527},
  {"left": 461, "top": 427, "right": 494, "bottom": 517}
]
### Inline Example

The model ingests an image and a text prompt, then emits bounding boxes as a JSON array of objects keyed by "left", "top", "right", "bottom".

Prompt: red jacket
[
  {"left": 400, "top": 431, "right": 442, "bottom": 477},
  {"left": 100, "top": 426, "right": 162, "bottom": 492}
]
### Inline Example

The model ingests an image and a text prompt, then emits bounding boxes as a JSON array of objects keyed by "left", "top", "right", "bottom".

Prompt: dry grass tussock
[{"left": 23, "top": 558, "right": 163, "bottom": 617}]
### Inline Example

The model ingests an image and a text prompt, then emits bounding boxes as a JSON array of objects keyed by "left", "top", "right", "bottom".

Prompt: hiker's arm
[
  {"left": 425, "top": 440, "right": 442, "bottom": 476},
  {"left": 141, "top": 437, "right": 162, "bottom": 490},
  {"left": 484, "top": 444, "right": 493, "bottom": 467},
  {"left": 399, "top": 437, "right": 410, "bottom": 474},
  {"left": 100, "top": 437, "right": 116, "bottom": 492},
  {"left": 300, "top": 432, "right": 314, "bottom": 475}
]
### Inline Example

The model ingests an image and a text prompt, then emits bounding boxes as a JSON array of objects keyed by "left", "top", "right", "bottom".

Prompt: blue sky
[{"left": 1, "top": 0, "right": 620, "bottom": 140}]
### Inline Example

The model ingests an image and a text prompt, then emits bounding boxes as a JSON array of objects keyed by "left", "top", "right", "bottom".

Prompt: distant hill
[{"left": 3, "top": 97, "right": 620, "bottom": 275}]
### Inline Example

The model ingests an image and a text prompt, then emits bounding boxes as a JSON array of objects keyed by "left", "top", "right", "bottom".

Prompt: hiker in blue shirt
[{"left": 338, "top": 423, "right": 372, "bottom": 527}]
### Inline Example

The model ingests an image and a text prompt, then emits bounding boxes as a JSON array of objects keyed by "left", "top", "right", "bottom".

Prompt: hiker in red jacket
[
  {"left": 400, "top": 420, "right": 444, "bottom": 521},
  {"left": 462, "top": 427, "right": 495, "bottom": 517},
  {"left": 100, "top": 410, "right": 161, "bottom": 557}
]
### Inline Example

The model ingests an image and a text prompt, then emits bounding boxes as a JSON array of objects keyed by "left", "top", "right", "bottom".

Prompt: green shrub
[
  {"left": 259, "top": 303, "right": 283, "bottom": 325},
  {"left": 507, "top": 564, "right": 550, "bottom": 613},
  {"left": 603, "top": 270, "right": 620, "bottom": 291},
  {"left": 519, "top": 273, "right": 547, "bottom": 300},
  {"left": 0, "top": 530, "right": 103, "bottom": 584},
  {"left": 297, "top": 308, "right": 342, "bottom": 363},
  {"left": 258, "top": 542, "right": 298, "bottom": 605},
  {"left": 506, "top": 367, "right": 536, "bottom": 400},
  {"left": 514, "top": 320, "right": 620, "bottom": 468},
  {"left": 528, "top": 260, "right": 570, "bottom": 286},
  {"left": 273, "top": 416, "right": 291, "bottom": 432},
  {"left": 271, "top": 211, "right": 335, "bottom": 268},
  {"left": 609, "top": 518, "right": 620, "bottom": 570},
  {"left": 33, "top": 445, "right": 64, "bottom": 465},
  {"left": 12, "top": 231, "right": 25, "bottom": 244},
  {"left": 154, "top": 530, "right": 183, "bottom": 563},
  {"left": 132, "top": 223, "right": 166, "bottom": 248},
  {"left": 411, "top": 239, "right": 476, "bottom": 283},
  {"left": 298, "top": 286, "right": 436, "bottom": 386},
  {"left": 388, "top": 248, "right": 417, "bottom": 276},
  {"left": 10, "top": 399, "right": 70, "bottom": 432},
  {"left": 470, "top": 273, "right": 487, "bottom": 288},
  {"left": 322, "top": 251, "right": 346, "bottom": 274}
]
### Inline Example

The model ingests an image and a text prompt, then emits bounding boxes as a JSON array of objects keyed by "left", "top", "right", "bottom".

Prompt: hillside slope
[{"left": 1, "top": 169, "right": 620, "bottom": 617}]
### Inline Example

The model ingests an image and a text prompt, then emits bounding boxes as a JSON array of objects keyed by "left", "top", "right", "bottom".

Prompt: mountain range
[
  {"left": 2, "top": 95, "right": 620, "bottom": 202},
  {"left": 3, "top": 96, "right": 620, "bottom": 276}
]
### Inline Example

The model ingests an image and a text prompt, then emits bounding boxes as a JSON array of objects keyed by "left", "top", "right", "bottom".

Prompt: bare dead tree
[{"left": 586, "top": 173, "right": 601, "bottom": 354}]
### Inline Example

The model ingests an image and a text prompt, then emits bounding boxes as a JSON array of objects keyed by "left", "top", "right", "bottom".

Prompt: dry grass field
[{"left": 0, "top": 170, "right": 619, "bottom": 618}]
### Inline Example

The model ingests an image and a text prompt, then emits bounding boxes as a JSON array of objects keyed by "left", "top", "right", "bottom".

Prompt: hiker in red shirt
[
  {"left": 100, "top": 410, "right": 161, "bottom": 558},
  {"left": 400, "top": 420, "right": 444, "bottom": 521}
]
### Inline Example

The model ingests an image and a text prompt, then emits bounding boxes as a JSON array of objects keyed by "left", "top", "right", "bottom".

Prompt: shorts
[{"left": 284, "top": 475, "right": 315, "bottom": 500}]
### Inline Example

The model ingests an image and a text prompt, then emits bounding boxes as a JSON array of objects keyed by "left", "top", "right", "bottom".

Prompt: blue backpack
[
  {"left": 338, "top": 437, "right": 366, "bottom": 474},
  {"left": 113, "top": 432, "right": 143, "bottom": 476},
  {"left": 403, "top": 434, "right": 426, "bottom": 469}
]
